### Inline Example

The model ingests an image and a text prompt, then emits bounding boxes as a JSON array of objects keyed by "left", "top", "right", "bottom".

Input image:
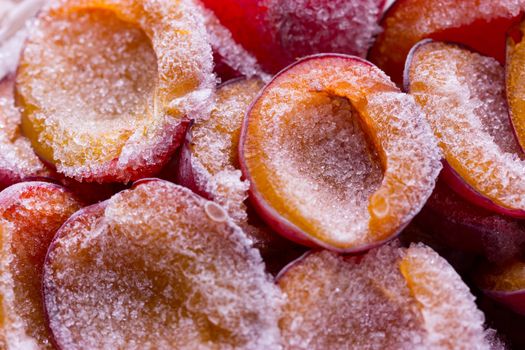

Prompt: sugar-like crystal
[
  {"left": 400, "top": 243, "right": 492, "bottom": 349},
  {"left": 246, "top": 57, "right": 441, "bottom": 248},
  {"left": 409, "top": 42, "right": 525, "bottom": 210},
  {"left": 196, "top": 1, "right": 269, "bottom": 81},
  {"left": 43, "top": 180, "right": 283, "bottom": 349},
  {"left": 279, "top": 242, "right": 493, "bottom": 349},
  {"left": 184, "top": 78, "right": 300, "bottom": 268},
  {"left": 0, "top": 182, "right": 80, "bottom": 350},
  {"left": 267, "top": 92, "right": 383, "bottom": 243},
  {"left": 16, "top": 0, "right": 215, "bottom": 182},
  {"left": 370, "top": 0, "right": 525, "bottom": 83},
  {"left": 0, "top": 76, "right": 48, "bottom": 185},
  {"left": 267, "top": 0, "right": 383, "bottom": 59},
  {"left": 188, "top": 78, "right": 263, "bottom": 223}
]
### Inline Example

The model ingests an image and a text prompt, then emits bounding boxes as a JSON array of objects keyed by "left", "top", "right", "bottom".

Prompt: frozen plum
[
  {"left": 16, "top": 0, "right": 214, "bottom": 183},
  {"left": 415, "top": 179, "right": 525, "bottom": 264},
  {"left": 405, "top": 40, "right": 525, "bottom": 217},
  {"left": 0, "top": 75, "right": 48, "bottom": 188},
  {"left": 201, "top": 0, "right": 385, "bottom": 73},
  {"left": 476, "top": 260, "right": 525, "bottom": 316},
  {"left": 506, "top": 17, "right": 525, "bottom": 152},
  {"left": 43, "top": 179, "right": 283, "bottom": 349},
  {"left": 370, "top": 0, "right": 523, "bottom": 84},
  {"left": 0, "top": 181, "right": 81, "bottom": 349},
  {"left": 196, "top": 2, "right": 268, "bottom": 81},
  {"left": 277, "top": 243, "right": 493, "bottom": 349},
  {"left": 240, "top": 54, "right": 441, "bottom": 252},
  {"left": 178, "top": 78, "right": 264, "bottom": 221},
  {"left": 177, "top": 77, "right": 303, "bottom": 273}
]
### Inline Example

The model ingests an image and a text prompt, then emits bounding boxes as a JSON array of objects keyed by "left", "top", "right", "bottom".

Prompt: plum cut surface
[
  {"left": 0, "top": 182, "right": 81, "bottom": 349},
  {"left": 0, "top": 75, "right": 48, "bottom": 188},
  {"left": 240, "top": 54, "right": 441, "bottom": 252},
  {"left": 406, "top": 40, "right": 525, "bottom": 217},
  {"left": 43, "top": 179, "right": 283, "bottom": 349},
  {"left": 506, "top": 17, "right": 525, "bottom": 152},
  {"left": 177, "top": 77, "right": 303, "bottom": 274},
  {"left": 277, "top": 243, "right": 493, "bottom": 349},
  {"left": 16, "top": 0, "right": 214, "bottom": 183},
  {"left": 178, "top": 78, "right": 265, "bottom": 221}
]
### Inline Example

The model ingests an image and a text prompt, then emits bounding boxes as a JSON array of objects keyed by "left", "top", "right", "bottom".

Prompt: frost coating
[
  {"left": 16, "top": 0, "right": 215, "bottom": 182},
  {"left": 0, "top": 76, "right": 48, "bottom": 186},
  {"left": 370, "top": 0, "right": 525, "bottom": 82},
  {"left": 188, "top": 78, "right": 263, "bottom": 223},
  {"left": 408, "top": 42, "right": 525, "bottom": 211},
  {"left": 267, "top": 93, "right": 383, "bottom": 243},
  {"left": 267, "top": 0, "right": 383, "bottom": 59},
  {"left": 43, "top": 180, "right": 283, "bottom": 349},
  {"left": 400, "top": 244, "right": 491, "bottom": 350},
  {"left": 180, "top": 78, "right": 302, "bottom": 272},
  {"left": 0, "top": 182, "right": 81, "bottom": 350},
  {"left": 196, "top": 1, "right": 269, "bottom": 80},
  {"left": 279, "top": 243, "right": 492, "bottom": 350},
  {"left": 242, "top": 56, "right": 442, "bottom": 250},
  {"left": 200, "top": 0, "right": 384, "bottom": 73}
]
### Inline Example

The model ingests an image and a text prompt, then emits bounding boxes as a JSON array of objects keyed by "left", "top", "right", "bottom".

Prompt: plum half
[
  {"left": 0, "top": 182, "right": 81, "bottom": 349},
  {"left": 178, "top": 78, "right": 265, "bottom": 220},
  {"left": 240, "top": 54, "right": 441, "bottom": 252},
  {"left": 0, "top": 72, "right": 124, "bottom": 202},
  {"left": 369, "top": 0, "right": 523, "bottom": 84},
  {"left": 475, "top": 260, "right": 525, "bottom": 316},
  {"left": 16, "top": 0, "right": 214, "bottom": 183},
  {"left": 196, "top": 3, "right": 269, "bottom": 81},
  {"left": 506, "top": 17, "right": 525, "bottom": 152},
  {"left": 277, "top": 242, "right": 494, "bottom": 349},
  {"left": 405, "top": 40, "right": 525, "bottom": 217},
  {"left": 42, "top": 179, "right": 283, "bottom": 349},
  {"left": 177, "top": 77, "right": 304, "bottom": 274},
  {"left": 200, "top": 0, "right": 385, "bottom": 74}
]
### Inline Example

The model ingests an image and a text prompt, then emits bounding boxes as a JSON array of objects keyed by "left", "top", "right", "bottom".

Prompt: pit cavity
[
  {"left": 23, "top": 8, "right": 157, "bottom": 132},
  {"left": 274, "top": 92, "right": 383, "bottom": 243}
]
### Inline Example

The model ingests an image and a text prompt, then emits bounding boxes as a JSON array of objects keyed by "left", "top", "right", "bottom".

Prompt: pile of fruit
[{"left": 1, "top": 0, "right": 525, "bottom": 348}]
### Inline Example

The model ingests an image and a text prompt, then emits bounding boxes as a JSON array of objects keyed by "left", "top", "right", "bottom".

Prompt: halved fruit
[
  {"left": 43, "top": 179, "right": 283, "bottom": 349},
  {"left": 0, "top": 181, "right": 81, "bottom": 349},
  {"left": 415, "top": 179, "right": 525, "bottom": 264},
  {"left": 475, "top": 260, "right": 525, "bottom": 316},
  {"left": 240, "top": 54, "right": 441, "bottom": 252},
  {"left": 201, "top": 0, "right": 385, "bottom": 73},
  {"left": 0, "top": 75, "right": 48, "bottom": 188},
  {"left": 405, "top": 40, "right": 525, "bottom": 217},
  {"left": 506, "top": 17, "right": 525, "bottom": 152},
  {"left": 177, "top": 77, "right": 304, "bottom": 273},
  {"left": 369, "top": 0, "right": 523, "bottom": 84},
  {"left": 0, "top": 74, "right": 122, "bottom": 202},
  {"left": 277, "top": 243, "right": 492, "bottom": 349},
  {"left": 178, "top": 78, "right": 264, "bottom": 222},
  {"left": 16, "top": 0, "right": 214, "bottom": 183}
]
